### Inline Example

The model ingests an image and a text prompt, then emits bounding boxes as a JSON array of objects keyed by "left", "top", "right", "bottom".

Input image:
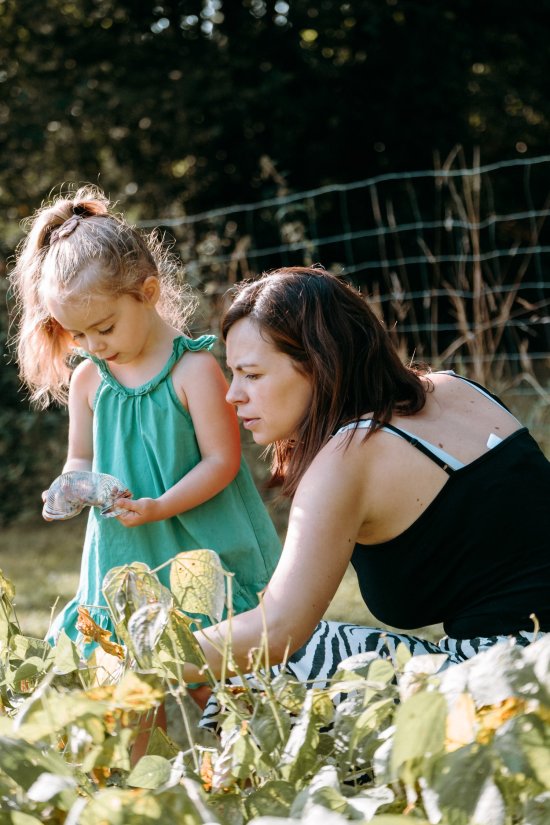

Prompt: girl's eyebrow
[{"left": 68, "top": 314, "right": 115, "bottom": 333}]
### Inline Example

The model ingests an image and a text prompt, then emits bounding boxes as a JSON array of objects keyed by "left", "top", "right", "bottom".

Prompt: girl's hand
[
  {"left": 41, "top": 489, "right": 53, "bottom": 522},
  {"left": 112, "top": 497, "right": 162, "bottom": 527}
]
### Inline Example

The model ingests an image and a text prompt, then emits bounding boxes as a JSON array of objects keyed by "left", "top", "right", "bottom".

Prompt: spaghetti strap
[{"left": 334, "top": 419, "right": 460, "bottom": 474}]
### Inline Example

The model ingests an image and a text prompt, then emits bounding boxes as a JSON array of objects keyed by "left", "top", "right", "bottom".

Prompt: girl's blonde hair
[{"left": 9, "top": 185, "right": 196, "bottom": 407}]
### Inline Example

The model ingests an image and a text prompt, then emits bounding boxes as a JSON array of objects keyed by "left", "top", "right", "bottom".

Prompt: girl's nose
[{"left": 87, "top": 336, "right": 105, "bottom": 354}]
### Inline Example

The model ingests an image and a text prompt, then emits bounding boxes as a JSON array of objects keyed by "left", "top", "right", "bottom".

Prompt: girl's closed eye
[{"left": 99, "top": 325, "right": 114, "bottom": 335}]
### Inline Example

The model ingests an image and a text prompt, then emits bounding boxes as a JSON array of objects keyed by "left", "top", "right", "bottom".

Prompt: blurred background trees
[
  {"left": 2, "top": 0, "right": 550, "bottom": 229},
  {"left": 2, "top": 0, "right": 550, "bottom": 523}
]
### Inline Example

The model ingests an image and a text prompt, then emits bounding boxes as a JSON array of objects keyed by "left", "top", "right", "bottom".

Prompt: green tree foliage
[
  {"left": 1, "top": 0, "right": 550, "bottom": 226},
  {"left": 2, "top": 0, "right": 550, "bottom": 522}
]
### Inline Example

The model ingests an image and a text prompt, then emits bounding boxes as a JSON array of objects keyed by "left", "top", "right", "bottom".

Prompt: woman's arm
[
  {"left": 115, "top": 351, "right": 242, "bottom": 527},
  {"left": 185, "top": 436, "right": 370, "bottom": 680}
]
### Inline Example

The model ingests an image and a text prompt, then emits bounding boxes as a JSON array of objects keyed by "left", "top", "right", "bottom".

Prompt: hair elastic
[{"left": 49, "top": 215, "right": 82, "bottom": 244}]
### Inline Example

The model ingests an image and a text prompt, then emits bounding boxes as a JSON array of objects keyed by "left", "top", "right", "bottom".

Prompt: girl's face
[
  {"left": 46, "top": 286, "right": 157, "bottom": 366},
  {"left": 225, "top": 317, "right": 313, "bottom": 445}
]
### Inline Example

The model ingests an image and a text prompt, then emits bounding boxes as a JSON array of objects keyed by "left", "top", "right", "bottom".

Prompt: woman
[{"left": 187, "top": 265, "right": 550, "bottom": 686}]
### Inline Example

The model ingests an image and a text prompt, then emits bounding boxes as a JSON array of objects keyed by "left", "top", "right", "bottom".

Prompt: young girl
[{"left": 10, "top": 186, "right": 281, "bottom": 652}]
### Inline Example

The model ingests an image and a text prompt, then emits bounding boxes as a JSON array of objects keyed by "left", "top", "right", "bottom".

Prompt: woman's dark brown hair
[{"left": 222, "top": 266, "right": 428, "bottom": 496}]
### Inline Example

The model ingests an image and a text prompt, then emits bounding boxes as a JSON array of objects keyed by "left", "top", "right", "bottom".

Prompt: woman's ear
[{"left": 140, "top": 275, "right": 161, "bottom": 306}]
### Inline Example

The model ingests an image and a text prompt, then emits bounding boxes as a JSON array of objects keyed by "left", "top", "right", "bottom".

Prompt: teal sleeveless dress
[{"left": 47, "top": 335, "right": 281, "bottom": 647}]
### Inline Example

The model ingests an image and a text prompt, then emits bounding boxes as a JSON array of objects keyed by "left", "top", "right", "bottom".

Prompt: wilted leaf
[
  {"left": 127, "top": 601, "right": 169, "bottom": 666},
  {"left": 76, "top": 608, "right": 125, "bottom": 660},
  {"left": 102, "top": 563, "right": 172, "bottom": 629},
  {"left": 170, "top": 549, "right": 225, "bottom": 621}
]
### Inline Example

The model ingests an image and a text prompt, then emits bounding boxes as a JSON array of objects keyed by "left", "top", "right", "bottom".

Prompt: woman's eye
[
  {"left": 99, "top": 326, "right": 114, "bottom": 335},
  {"left": 72, "top": 333, "right": 83, "bottom": 341},
  {"left": 245, "top": 374, "right": 259, "bottom": 380}
]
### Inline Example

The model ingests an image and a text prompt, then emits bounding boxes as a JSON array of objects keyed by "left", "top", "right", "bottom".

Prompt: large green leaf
[
  {"left": 157, "top": 608, "right": 209, "bottom": 673},
  {"left": 127, "top": 755, "right": 172, "bottom": 789},
  {"left": 245, "top": 779, "right": 296, "bottom": 819},
  {"left": 390, "top": 691, "right": 447, "bottom": 780},
  {"left": 170, "top": 549, "right": 225, "bottom": 622},
  {"left": 53, "top": 629, "right": 82, "bottom": 675}
]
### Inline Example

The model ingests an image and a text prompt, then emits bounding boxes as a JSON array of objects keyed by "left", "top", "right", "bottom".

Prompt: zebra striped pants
[{"left": 199, "top": 620, "right": 543, "bottom": 731}]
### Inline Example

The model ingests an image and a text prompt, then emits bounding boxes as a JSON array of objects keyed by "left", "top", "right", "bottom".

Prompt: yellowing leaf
[
  {"left": 76, "top": 607, "right": 125, "bottom": 660},
  {"left": 170, "top": 549, "right": 225, "bottom": 621},
  {"left": 446, "top": 692, "right": 477, "bottom": 752},
  {"left": 112, "top": 672, "right": 165, "bottom": 712},
  {"left": 476, "top": 696, "right": 527, "bottom": 744}
]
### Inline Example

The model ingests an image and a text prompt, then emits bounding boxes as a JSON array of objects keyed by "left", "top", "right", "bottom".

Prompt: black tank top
[{"left": 349, "top": 408, "right": 550, "bottom": 638}]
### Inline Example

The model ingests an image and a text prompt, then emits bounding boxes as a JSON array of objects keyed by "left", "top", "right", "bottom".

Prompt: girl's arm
[
  {"left": 63, "top": 360, "right": 95, "bottom": 472},
  {"left": 115, "top": 351, "right": 241, "bottom": 527},
  {"left": 43, "top": 361, "right": 95, "bottom": 521},
  {"left": 182, "top": 435, "right": 370, "bottom": 681}
]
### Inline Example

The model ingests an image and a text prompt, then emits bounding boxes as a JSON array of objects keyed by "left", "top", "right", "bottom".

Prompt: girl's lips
[{"left": 241, "top": 417, "right": 259, "bottom": 429}]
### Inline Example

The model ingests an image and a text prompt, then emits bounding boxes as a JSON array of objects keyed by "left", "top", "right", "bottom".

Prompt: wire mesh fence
[{"left": 138, "top": 149, "right": 550, "bottom": 388}]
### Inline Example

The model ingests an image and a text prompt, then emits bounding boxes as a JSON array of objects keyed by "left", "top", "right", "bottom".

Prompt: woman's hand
[{"left": 113, "top": 497, "right": 163, "bottom": 527}]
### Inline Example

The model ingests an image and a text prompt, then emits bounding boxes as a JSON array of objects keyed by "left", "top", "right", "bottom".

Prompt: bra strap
[{"left": 382, "top": 422, "right": 456, "bottom": 475}]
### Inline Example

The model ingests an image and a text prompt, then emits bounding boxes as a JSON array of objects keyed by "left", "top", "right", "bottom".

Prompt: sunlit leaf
[
  {"left": 0, "top": 568, "right": 16, "bottom": 601},
  {"left": 346, "top": 785, "right": 395, "bottom": 820},
  {"left": 128, "top": 601, "right": 169, "bottom": 666},
  {"left": 231, "top": 726, "right": 261, "bottom": 779},
  {"left": 445, "top": 692, "right": 477, "bottom": 752},
  {"left": 9, "top": 813, "right": 43, "bottom": 825},
  {"left": 280, "top": 691, "right": 322, "bottom": 783},
  {"left": 112, "top": 671, "right": 164, "bottom": 713},
  {"left": 14, "top": 692, "right": 109, "bottom": 742},
  {"left": 127, "top": 754, "right": 172, "bottom": 789},
  {"left": 170, "top": 549, "right": 225, "bottom": 621},
  {"left": 10, "top": 634, "right": 53, "bottom": 662},
  {"left": 76, "top": 607, "right": 125, "bottom": 660},
  {"left": 0, "top": 736, "right": 75, "bottom": 789},
  {"left": 390, "top": 691, "right": 447, "bottom": 779},
  {"left": 157, "top": 608, "right": 209, "bottom": 673},
  {"left": 102, "top": 562, "right": 172, "bottom": 629},
  {"left": 53, "top": 629, "right": 82, "bottom": 674},
  {"left": 26, "top": 771, "right": 77, "bottom": 803}
]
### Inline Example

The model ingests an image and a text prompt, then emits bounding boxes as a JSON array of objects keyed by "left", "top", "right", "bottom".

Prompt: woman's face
[{"left": 225, "top": 317, "right": 313, "bottom": 445}]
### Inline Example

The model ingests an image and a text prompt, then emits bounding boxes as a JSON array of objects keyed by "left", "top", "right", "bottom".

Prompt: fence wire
[{"left": 138, "top": 153, "right": 550, "bottom": 385}]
